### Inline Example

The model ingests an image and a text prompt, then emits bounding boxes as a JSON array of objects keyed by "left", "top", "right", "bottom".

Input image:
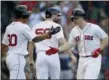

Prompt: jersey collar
[{"left": 77, "top": 23, "right": 90, "bottom": 32}]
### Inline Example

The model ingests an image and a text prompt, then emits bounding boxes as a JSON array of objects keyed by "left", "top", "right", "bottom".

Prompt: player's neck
[
  {"left": 15, "top": 18, "right": 27, "bottom": 23},
  {"left": 46, "top": 18, "right": 53, "bottom": 21},
  {"left": 79, "top": 21, "right": 87, "bottom": 29}
]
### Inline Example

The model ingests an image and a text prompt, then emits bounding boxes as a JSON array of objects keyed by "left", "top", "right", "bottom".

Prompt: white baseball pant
[
  {"left": 36, "top": 51, "right": 60, "bottom": 79},
  {"left": 77, "top": 54, "right": 101, "bottom": 79},
  {"left": 6, "top": 54, "right": 26, "bottom": 79}
]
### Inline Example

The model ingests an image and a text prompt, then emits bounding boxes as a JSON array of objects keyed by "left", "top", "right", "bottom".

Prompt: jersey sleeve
[
  {"left": 22, "top": 25, "right": 36, "bottom": 41},
  {"left": 68, "top": 30, "right": 76, "bottom": 46},
  {"left": 2, "top": 29, "right": 8, "bottom": 45},
  {"left": 94, "top": 25, "right": 108, "bottom": 39},
  {"left": 32, "top": 26, "right": 37, "bottom": 36},
  {"left": 55, "top": 25, "right": 65, "bottom": 39}
]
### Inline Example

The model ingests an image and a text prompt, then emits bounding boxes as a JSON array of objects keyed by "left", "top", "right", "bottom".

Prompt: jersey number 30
[{"left": 8, "top": 34, "right": 17, "bottom": 46}]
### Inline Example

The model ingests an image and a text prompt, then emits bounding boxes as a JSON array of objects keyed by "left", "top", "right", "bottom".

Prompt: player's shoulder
[
  {"left": 33, "top": 21, "right": 44, "bottom": 28},
  {"left": 5, "top": 23, "right": 11, "bottom": 30},
  {"left": 71, "top": 26, "right": 78, "bottom": 31},
  {"left": 23, "top": 24, "right": 30, "bottom": 28},
  {"left": 33, "top": 21, "right": 61, "bottom": 28},
  {"left": 11, "top": 21, "right": 30, "bottom": 29},
  {"left": 5, "top": 22, "right": 15, "bottom": 31},
  {"left": 46, "top": 20, "right": 61, "bottom": 27},
  {"left": 53, "top": 22, "right": 61, "bottom": 27},
  {"left": 45, "top": 21, "right": 62, "bottom": 28},
  {"left": 89, "top": 22, "right": 100, "bottom": 28},
  {"left": 87, "top": 22, "right": 102, "bottom": 32},
  {"left": 21, "top": 23, "right": 31, "bottom": 30},
  {"left": 69, "top": 26, "right": 78, "bottom": 35}
]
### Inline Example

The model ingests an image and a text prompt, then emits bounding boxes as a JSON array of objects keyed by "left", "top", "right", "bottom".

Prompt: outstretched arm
[
  {"left": 32, "top": 26, "right": 61, "bottom": 42},
  {"left": 32, "top": 34, "right": 50, "bottom": 42},
  {"left": 46, "top": 37, "right": 77, "bottom": 62},
  {"left": 58, "top": 38, "right": 77, "bottom": 63},
  {"left": 58, "top": 42, "right": 73, "bottom": 52}
]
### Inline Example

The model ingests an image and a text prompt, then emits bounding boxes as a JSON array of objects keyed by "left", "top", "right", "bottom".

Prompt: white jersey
[
  {"left": 32, "top": 20, "right": 64, "bottom": 52},
  {"left": 2, "top": 21, "right": 35, "bottom": 55},
  {"left": 68, "top": 23, "right": 107, "bottom": 56}
]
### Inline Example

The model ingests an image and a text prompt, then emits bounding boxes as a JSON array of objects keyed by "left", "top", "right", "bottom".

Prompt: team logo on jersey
[
  {"left": 85, "top": 35, "right": 93, "bottom": 40},
  {"left": 75, "top": 35, "right": 93, "bottom": 42},
  {"left": 75, "top": 36, "right": 80, "bottom": 42}
]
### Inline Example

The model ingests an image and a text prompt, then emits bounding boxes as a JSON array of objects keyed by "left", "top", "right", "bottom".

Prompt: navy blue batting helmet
[
  {"left": 14, "top": 5, "right": 30, "bottom": 19},
  {"left": 45, "top": 8, "right": 61, "bottom": 18},
  {"left": 71, "top": 8, "right": 85, "bottom": 20}
]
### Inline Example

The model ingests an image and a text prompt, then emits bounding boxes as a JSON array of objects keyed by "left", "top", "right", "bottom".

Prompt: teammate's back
[
  {"left": 3, "top": 21, "right": 32, "bottom": 55},
  {"left": 32, "top": 20, "right": 64, "bottom": 51}
]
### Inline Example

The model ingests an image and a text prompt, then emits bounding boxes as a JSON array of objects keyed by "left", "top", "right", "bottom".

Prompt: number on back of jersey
[
  {"left": 8, "top": 34, "right": 17, "bottom": 46},
  {"left": 35, "top": 28, "right": 50, "bottom": 35}
]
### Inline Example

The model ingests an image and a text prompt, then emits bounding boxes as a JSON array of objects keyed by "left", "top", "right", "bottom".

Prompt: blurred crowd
[{"left": 1, "top": 1, "right": 109, "bottom": 80}]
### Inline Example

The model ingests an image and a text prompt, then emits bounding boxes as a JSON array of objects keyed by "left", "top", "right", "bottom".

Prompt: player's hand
[
  {"left": 29, "top": 61, "right": 35, "bottom": 71},
  {"left": 48, "top": 26, "right": 61, "bottom": 35},
  {"left": 46, "top": 46, "right": 59, "bottom": 55},
  {"left": 92, "top": 48, "right": 102, "bottom": 58},
  {"left": 29, "top": 61, "right": 37, "bottom": 79}
]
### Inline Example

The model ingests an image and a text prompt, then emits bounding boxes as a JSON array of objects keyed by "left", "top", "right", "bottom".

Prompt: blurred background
[{"left": 1, "top": 1, "right": 109, "bottom": 80}]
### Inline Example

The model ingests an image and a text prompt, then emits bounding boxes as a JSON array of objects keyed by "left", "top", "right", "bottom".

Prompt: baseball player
[
  {"left": 46, "top": 9, "right": 108, "bottom": 79},
  {"left": 1, "top": 5, "right": 61, "bottom": 79},
  {"left": 32, "top": 7, "right": 76, "bottom": 79}
]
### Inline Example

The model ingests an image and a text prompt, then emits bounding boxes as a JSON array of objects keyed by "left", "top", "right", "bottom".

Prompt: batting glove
[
  {"left": 92, "top": 48, "right": 102, "bottom": 58},
  {"left": 48, "top": 26, "right": 61, "bottom": 35},
  {"left": 46, "top": 46, "right": 59, "bottom": 55}
]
